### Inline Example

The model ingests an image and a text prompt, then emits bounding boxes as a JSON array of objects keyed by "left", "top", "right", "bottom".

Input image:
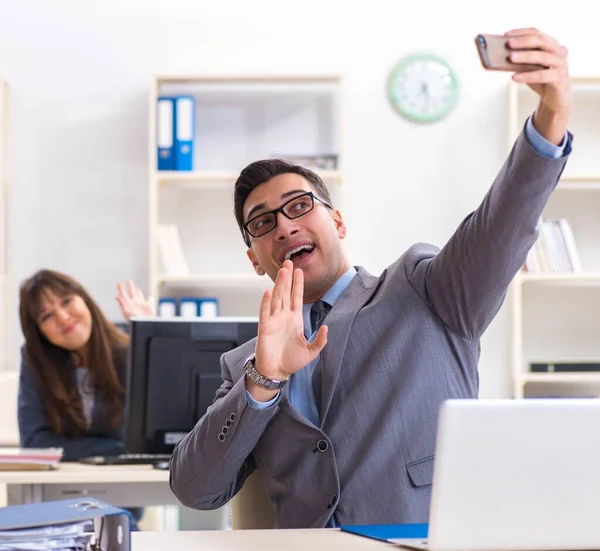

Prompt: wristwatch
[{"left": 243, "top": 356, "right": 288, "bottom": 390}]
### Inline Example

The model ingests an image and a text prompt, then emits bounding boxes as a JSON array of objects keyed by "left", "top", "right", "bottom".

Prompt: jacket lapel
[{"left": 313, "top": 266, "right": 383, "bottom": 426}]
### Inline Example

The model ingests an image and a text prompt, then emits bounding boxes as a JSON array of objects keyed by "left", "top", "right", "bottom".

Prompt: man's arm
[
  {"left": 169, "top": 353, "right": 279, "bottom": 510},
  {"left": 407, "top": 28, "right": 571, "bottom": 340},
  {"left": 170, "top": 262, "right": 326, "bottom": 510}
]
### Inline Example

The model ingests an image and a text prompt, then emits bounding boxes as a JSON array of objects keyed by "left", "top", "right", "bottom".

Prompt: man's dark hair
[{"left": 234, "top": 159, "right": 334, "bottom": 246}]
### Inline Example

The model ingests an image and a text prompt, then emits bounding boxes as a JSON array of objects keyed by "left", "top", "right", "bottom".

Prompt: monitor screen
[{"left": 124, "top": 317, "right": 258, "bottom": 454}]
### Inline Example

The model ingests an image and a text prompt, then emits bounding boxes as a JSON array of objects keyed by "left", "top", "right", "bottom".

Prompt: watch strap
[{"left": 243, "top": 357, "right": 288, "bottom": 390}]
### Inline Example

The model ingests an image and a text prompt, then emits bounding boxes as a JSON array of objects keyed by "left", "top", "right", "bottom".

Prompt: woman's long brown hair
[{"left": 19, "top": 270, "right": 129, "bottom": 436}]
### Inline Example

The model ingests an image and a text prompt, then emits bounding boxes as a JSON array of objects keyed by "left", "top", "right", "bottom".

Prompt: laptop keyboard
[{"left": 79, "top": 453, "right": 171, "bottom": 466}]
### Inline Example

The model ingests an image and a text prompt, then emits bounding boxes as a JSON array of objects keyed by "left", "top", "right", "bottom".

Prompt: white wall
[{"left": 0, "top": 0, "right": 598, "bottom": 396}]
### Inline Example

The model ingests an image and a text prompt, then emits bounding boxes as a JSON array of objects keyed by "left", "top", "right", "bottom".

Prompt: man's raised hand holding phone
[{"left": 477, "top": 28, "right": 571, "bottom": 146}]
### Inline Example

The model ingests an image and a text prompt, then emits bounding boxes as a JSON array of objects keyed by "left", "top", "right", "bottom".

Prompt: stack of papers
[
  {"left": 0, "top": 520, "right": 93, "bottom": 550},
  {"left": 0, "top": 448, "right": 63, "bottom": 471},
  {"left": 0, "top": 498, "right": 131, "bottom": 551}
]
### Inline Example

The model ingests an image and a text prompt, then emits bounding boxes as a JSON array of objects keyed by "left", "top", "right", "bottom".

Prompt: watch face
[{"left": 388, "top": 53, "right": 460, "bottom": 123}]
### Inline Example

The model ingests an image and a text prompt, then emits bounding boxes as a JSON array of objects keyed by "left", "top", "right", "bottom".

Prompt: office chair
[{"left": 230, "top": 471, "right": 276, "bottom": 529}]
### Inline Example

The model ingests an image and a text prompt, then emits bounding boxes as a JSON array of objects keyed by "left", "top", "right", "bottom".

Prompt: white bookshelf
[
  {"left": 509, "top": 76, "right": 600, "bottom": 398},
  {"left": 0, "top": 78, "right": 11, "bottom": 371},
  {"left": 148, "top": 74, "right": 345, "bottom": 317}
]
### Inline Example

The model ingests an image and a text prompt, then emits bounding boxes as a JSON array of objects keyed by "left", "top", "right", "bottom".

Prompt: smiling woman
[
  {"left": 17, "top": 269, "right": 153, "bottom": 529},
  {"left": 18, "top": 270, "right": 129, "bottom": 446}
]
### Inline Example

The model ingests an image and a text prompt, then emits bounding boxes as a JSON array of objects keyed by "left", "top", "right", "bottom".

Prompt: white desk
[
  {"left": 132, "top": 529, "right": 396, "bottom": 550},
  {"left": 0, "top": 462, "right": 229, "bottom": 530},
  {"left": 0, "top": 463, "right": 174, "bottom": 507}
]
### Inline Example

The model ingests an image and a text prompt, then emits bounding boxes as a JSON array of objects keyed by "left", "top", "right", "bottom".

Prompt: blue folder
[
  {"left": 0, "top": 497, "right": 132, "bottom": 550},
  {"left": 173, "top": 95, "right": 195, "bottom": 171},
  {"left": 340, "top": 523, "right": 429, "bottom": 543},
  {"left": 157, "top": 96, "right": 176, "bottom": 171}
]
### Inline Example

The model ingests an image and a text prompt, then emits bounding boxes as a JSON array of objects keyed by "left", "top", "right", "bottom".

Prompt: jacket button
[
  {"left": 218, "top": 433, "right": 226, "bottom": 442},
  {"left": 316, "top": 439, "right": 329, "bottom": 453},
  {"left": 229, "top": 413, "right": 236, "bottom": 422},
  {"left": 327, "top": 494, "right": 338, "bottom": 509}
]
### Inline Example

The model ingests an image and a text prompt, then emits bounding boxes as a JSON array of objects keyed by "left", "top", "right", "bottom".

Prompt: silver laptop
[{"left": 393, "top": 399, "right": 600, "bottom": 551}]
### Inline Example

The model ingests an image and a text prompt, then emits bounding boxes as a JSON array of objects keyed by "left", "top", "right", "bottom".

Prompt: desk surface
[
  {"left": 0, "top": 462, "right": 169, "bottom": 484},
  {"left": 132, "top": 529, "right": 396, "bottom": 551}
]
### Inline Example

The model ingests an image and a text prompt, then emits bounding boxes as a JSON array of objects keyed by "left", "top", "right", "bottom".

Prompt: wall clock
[{"left": 388, "top": 53, "right": 460, "bottom": 123}]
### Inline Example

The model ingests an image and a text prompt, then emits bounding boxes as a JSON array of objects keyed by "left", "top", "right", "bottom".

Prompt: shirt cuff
[
  {"left": 525, "top": 115, "right": 568, "bottom": 159},
  {"left": 245, "top": 388, "right": 281, "bottom": 410}
]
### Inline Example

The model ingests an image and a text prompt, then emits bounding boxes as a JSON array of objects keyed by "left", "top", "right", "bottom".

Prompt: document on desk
[{"left": 340, "top": 523, "right": 429, "bottom": 544}]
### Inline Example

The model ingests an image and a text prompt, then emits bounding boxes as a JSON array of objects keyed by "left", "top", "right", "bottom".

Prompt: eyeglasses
[{"left": 243, "top": 191, "right": 332, "bottom": 241}]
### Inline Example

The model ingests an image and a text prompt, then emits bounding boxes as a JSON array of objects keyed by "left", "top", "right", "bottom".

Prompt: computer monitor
[{"left": 124, "top": 317, "right": 258, "bottom": 455}]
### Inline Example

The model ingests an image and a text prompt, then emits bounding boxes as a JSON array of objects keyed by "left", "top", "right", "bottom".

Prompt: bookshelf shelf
[
  {"left": 559, "top": 174, "right": 600, "bottom": 182},
  {"left": 509, "top": 75, "right": 600, "bottom": 399},
  {"left": 556, "top": 183, "right": 600, "bottom": 191},
  {"left": 149, "top": 74, "right": 344, "bottom": 317},
  {"left": 155, "top": 74, "right": 342, "bottom": 85}
]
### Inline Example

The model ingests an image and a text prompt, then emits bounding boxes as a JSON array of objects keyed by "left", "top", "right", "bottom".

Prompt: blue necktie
[{"left": 310, "top": 300, "right": 331, "bottom": 335}]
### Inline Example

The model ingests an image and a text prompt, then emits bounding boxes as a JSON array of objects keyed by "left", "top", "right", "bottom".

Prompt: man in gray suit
[{"left": 170, "top": 28, "right": 572, "bottom": 528}]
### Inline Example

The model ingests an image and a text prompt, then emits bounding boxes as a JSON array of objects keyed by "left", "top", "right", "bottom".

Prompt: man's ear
[
  {"left": 332, "top": 209, "right": 347, "bottom": 240},
  {"left": 246, "top": 249, "right": 266, "bottom": 276}
]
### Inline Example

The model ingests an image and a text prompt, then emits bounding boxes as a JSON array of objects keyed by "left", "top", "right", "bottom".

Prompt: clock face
[{"left": 388, "top": 53, "right": 460, "bottom": 123}]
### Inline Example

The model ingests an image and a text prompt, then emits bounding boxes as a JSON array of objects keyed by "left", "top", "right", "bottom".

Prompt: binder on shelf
[
  {"left": 174, "top": 95, "right": 195, "bottom": 171},
  {"left": 0, "top": 497, "right": 131, "bottom": 551},
  {"left": 157, "top": 297, "right": 177, "bottom": 318},
  {"left": 179, "top": 297, "right": 200, "bottom": 318},
  {"left": 156, "top": 96, "right": 175, "bottom": 171},
  {"left": 178, "top": 297, "right": 219, "bottom": 318},
  {"left": 198, "top": 297, "right": 219, "bottom": 318}
]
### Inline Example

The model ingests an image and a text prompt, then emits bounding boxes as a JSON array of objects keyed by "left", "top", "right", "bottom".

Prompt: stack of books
[
  {"left": 0, "top": 448, "right": 63, "bottom": 471},
  {"left": 156, "top": 224, "right": 189, "bottom": 275},
  {"left": 523, "top": 218, "right": 582, "bottom": 273}
]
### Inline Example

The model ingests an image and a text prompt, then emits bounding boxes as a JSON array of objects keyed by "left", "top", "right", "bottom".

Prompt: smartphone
[{"left": 475, "top": 34, "right": 545, "bottom": 72}]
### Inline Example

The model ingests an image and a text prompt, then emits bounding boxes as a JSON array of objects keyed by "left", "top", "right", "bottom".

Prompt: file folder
[
  {"left": 340, "top": 523, "right": 429, "bottom": 543},
  {"left": 174, "top": 95, "right": 195, "bottom": 171},
  {"left": 0, "top": 497, "right": 132, "bottom": 551},
  {"left": 157, "top": 96, "right": 175, "bottom": 171}
]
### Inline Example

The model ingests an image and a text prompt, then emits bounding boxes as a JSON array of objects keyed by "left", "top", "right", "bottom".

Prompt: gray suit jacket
[{"left": 170, "top": 129, "right": 570, "bottom": 528}]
